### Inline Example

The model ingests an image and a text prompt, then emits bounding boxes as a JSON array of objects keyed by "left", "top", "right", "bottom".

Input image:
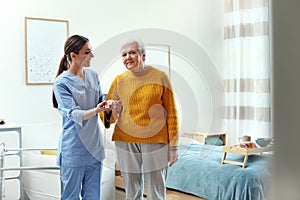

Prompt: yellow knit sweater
[{"left": 104, "top": 66, "right": 179, "bottom": 147}]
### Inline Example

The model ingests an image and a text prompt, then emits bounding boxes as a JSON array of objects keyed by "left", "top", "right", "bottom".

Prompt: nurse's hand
[
  {"left": 95, "top": 101, "right": 108, "bottom": 113},
  {"left": 83, "top": 101, "right": 108, "bottom": 121},
  {"left": 104, "top": 100, "right": 115, "bottom": 110},
  {"left": 105, "top": 100, "right": 122, "bottom": 112}
]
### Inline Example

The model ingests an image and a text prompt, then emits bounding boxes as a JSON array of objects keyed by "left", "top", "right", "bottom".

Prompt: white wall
[{"left": 0, "top": 0, "right": 223, "bottom": 148}]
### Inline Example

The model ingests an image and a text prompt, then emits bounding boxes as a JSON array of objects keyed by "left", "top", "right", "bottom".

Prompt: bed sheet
[{"left": 166, "top": 143, "right": 272, "bottom": 200}]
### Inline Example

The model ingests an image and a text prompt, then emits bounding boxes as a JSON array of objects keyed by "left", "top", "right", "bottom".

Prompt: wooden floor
[
  {"left": 115, "top": 175, "right": 205, "bottom": 200},
  {"left": 116, "top": 188, "right": 205, "bottom": 200},
  {"left": 166, "top": 189, "right": 205, "bottom": 200}
]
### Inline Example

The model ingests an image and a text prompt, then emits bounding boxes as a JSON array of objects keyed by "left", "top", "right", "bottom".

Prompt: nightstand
[{"left": 184, "top": 132, "right": 227, "bottom": 146}]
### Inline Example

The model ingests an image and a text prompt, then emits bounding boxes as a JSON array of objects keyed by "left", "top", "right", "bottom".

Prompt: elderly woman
[{"left": 104, "top": 38, "right": 179, "bottom": 200}]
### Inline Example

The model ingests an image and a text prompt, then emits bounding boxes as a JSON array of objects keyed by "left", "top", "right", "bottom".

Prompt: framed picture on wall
[{"left": 25, "top": 17, "right": 69, "bottom": 85}]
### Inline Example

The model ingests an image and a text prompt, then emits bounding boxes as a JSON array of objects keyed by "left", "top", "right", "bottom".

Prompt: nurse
[{"left": 52, "top": 35, "right": 110, "bottom": 199}]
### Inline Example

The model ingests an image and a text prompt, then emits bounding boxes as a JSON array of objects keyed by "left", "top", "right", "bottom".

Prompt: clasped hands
[{"left": 96, "top": 100, "right": 122, "bottom": 114}]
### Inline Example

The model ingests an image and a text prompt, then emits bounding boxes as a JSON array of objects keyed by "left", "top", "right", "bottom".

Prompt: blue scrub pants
[{"left": 60, "top": 162, "right": 102, "bottom": 200}]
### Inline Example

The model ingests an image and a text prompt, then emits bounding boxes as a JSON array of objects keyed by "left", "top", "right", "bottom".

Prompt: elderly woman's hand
[{"left": 168, "top": 148, "right": 178, "bottom": 166}]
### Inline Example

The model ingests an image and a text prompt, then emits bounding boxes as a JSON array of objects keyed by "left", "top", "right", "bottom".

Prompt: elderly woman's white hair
[{"left": 120, "top": 38, "right": 146, "bottom": 54}]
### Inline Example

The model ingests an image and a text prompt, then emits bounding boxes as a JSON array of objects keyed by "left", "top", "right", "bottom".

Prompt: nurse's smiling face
[{"left": 72, "top": 42, "right": 94, "bottom": 67}]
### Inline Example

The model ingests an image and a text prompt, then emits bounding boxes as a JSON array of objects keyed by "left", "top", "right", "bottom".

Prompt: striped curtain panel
[{"left": 222, "top": 0, "right": 272, "bottom": 145}]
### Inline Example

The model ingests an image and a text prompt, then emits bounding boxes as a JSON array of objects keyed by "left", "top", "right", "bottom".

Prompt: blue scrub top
[{"left": 54, "top": 68, "right": 105, "bottom": 167}]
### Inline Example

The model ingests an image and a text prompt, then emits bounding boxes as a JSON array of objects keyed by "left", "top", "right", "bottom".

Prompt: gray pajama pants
[{"left": 115, "top": 142, "right": 169, "bottom": 200}]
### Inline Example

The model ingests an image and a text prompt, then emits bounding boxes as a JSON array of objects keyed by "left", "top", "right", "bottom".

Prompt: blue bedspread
[{"left": 166, "top": 144, "right": 272, "bottom": 200}]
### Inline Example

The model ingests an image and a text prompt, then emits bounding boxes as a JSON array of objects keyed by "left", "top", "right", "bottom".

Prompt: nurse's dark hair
[{"left": 52, "top": 35, "right": 89, "bottom": 108}]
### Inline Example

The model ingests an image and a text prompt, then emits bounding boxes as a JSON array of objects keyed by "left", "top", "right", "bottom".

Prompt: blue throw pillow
[{"left": 205, "top": 136, "right": 223, "bottom": 146}]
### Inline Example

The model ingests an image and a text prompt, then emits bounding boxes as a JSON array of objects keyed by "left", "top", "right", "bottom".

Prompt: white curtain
[{"left": 222, "top": 0, "right": 272, "bottom": 145}]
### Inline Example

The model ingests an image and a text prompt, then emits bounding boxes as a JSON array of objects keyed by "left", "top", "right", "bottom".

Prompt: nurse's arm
[{"left": 82, "top": 101, "right": 107, "bottom": 121}]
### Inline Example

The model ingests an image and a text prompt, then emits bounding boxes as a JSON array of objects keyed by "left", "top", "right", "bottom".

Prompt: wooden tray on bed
[{"left": 221, "top": 145, "right": 273, "bottom": 168}]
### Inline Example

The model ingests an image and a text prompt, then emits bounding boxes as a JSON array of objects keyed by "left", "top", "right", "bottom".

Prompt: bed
[
  {"left": 22, "top": 149, "right": 116, "bottom": 200},
  {"left": 166, "top": 137, "right": 272, "bottom": 200}
]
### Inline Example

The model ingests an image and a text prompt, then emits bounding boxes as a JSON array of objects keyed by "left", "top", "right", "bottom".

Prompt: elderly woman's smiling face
[{"left": 121, "top": 42, "right": 144, "bottom": 71}]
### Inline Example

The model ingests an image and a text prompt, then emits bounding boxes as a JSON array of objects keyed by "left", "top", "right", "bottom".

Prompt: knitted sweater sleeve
[{"left": 162, "top": 74, "right": 179, "bottom": 147}]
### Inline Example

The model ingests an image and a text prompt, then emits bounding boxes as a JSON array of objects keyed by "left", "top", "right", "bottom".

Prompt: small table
[
  {"left": 221, "top": 145, "right": 273, "bottom": 168},
  {"left": 184, "top": 132, "right": 227, "bottom": 145}
]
